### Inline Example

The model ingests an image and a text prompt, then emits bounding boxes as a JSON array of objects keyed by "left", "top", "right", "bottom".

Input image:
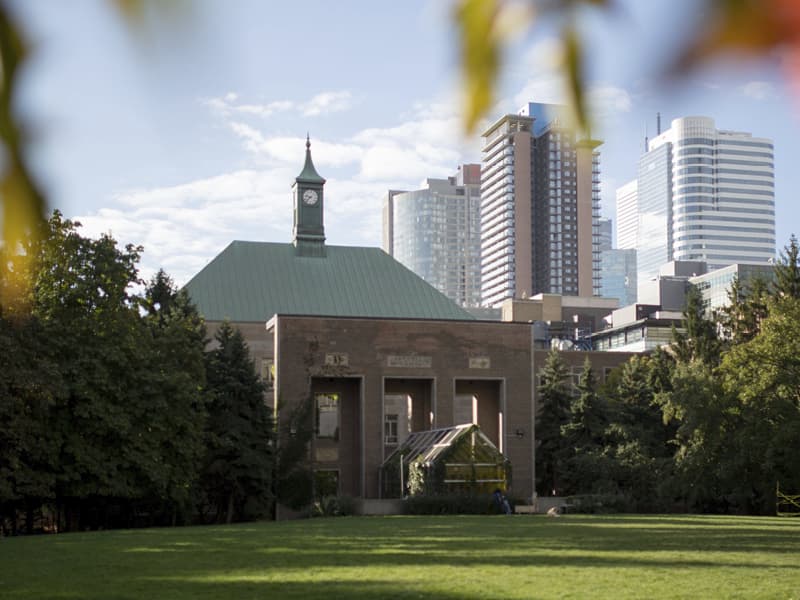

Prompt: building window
[
  {"left": 260, "top": 358, "right": 274, "bottom": 386},
  {"left": 316, "top": 393, "right": 339, "bottom": 440},
  {"left": 385, "top": 414, "right": 399, "bottom": 445}
]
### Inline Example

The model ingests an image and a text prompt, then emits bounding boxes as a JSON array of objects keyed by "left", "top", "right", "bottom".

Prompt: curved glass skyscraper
[{"left": 382, "top": 165, "right": 482, "bottom": 308}]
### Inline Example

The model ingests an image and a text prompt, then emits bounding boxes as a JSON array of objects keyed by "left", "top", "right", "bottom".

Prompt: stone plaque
[
  {"left": 469, "top": 356, "right": 491, "bottom": 369},
  {"left": 315, "top": 446, "right": 339, "bottom": 462},
  {"left": 325, "top": 352, "right": 349, "bottom": 367},
  {"left": 386, "top": 355, "right": 432, "bottom": 368}
]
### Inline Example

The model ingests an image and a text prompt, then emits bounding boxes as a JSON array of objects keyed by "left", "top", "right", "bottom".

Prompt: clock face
[{"left": 302, "top": 189, "right": 319, "bottom": 205}]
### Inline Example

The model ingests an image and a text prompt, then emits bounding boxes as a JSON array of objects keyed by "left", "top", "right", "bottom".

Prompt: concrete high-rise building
[
  {"left": 617, "top": 116, "right": 775, "bottom": 287},
  {"left": 480, "top": 102, "right": 601, "bottom": 307},
  {"left": 382, "top": 164, "right": 482, "bottom": 307}
]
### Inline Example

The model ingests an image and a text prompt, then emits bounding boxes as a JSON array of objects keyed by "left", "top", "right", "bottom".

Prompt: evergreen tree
[
  {"left": 562, "top": 358, "right": 606, "bottom": 449},
  {"left": 560, "top": 358, "right": 610, "bottom": 495},
  {"left": 673, "top": 284, "right": 720, "bottom": 366},
  {"left": 139, "top": 270, "right": 207, "bottom": 525},
  {"left": 717, "top": 275, "right": 770, "bottom": 344},
  {"left": 534, "top": 350, "right": 572, "bottom": 496},
  {"left": 773, "top": 234, "right": 800, "bottom": 300},
  {"left": 605, "top": 355, "right": 676, "bottom": 511},
  {"left": 200, "top": 322, "right": 273, "bottom": 523}
]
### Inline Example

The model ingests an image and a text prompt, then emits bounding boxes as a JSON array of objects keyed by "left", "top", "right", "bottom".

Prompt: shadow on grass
[{"left": 3, "top": 516, "right": 800, "bottom": 599}]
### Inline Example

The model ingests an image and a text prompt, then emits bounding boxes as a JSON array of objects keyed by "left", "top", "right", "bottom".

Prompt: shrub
[
  {"left": 312, "top": 495, "right": 356, "bottom": 517},
  {"left": 403, "top": 494, "right": 495, "bottom": 515},
  {"left": 565, "top": 493, "right": 634, "bottom": 514}
]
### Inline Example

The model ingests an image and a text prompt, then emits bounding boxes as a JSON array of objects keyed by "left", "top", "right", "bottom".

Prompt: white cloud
[
  {"left": 358, "top": 144, "right": 445, "bottom": 182},
  {"left": 301, "top": 91, "right": 354, "bottom": 116},
  {"left": 740, "top": 80, "right": 775, "bottom": 101},
  {"left": 235, "top": 100, "right": 295, "bottom": 118},
  {"left": 589, "top": 84, "right": 632, "bottom": 117},
  {"left": 511, "top": 37, "right": 566, "bottom": 110},
  {"left": 76, "top": 169, "right": 295, "bottom": 285},
  {"left": 203, "top": 90, "right": 354, "bottom": 120},
  {"left": 599, "top": 175, "right": 618, "bottom": 221},
  {"left": 228, "top": 124, "right": 363, "bottom": 167},
  {"left": 79, "top": 89, "right": 483, "bottom": 286},
  {"left": 512, "top": 76, "right": 565, "bottom": 113},
  {"left": 510, "top": 38, "right": 632, "bottom": 131}
]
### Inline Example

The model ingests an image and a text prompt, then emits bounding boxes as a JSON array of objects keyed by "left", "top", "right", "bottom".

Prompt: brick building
[{"left": 185, "top": 139, "right": 634, "bottom": 510}]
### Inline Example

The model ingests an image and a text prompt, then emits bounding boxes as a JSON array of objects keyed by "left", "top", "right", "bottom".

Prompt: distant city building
[
  {"left": 601, "top": 248, "right": 637, "bottom": 306},
  {"left": 617, "top": 116, "right": 775, "bottom": 286},
  {"left": 615, "top": 180, "right": 638, "bottom": 250},
  {"left": 597, "top": 218, "right": 637, "bottom": 305},
  {"left": 689, "top": 262, "right": 775, "bottom": 315},
  {"left": 593, "top": 259, "right": 776, "bottom": 352},
  {"left": 480, "top": 102, "right": 601, "bottom": 307},
  {"left": 593, "top": 260, "right": 702, "bottom": 352},
  {"left": 382, "top": 165, "right": 482, "bottom": 307},
  {"left": 598, "top": 218, "right": 612, "bottom": 251},
  {"left": 501, "top": 293, "right": 619, "bottom": 350}
]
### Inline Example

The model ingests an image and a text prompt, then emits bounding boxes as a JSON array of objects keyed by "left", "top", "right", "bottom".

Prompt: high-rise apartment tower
[{"left": 480, "top": 102, "right": 602, "bottom": 307}]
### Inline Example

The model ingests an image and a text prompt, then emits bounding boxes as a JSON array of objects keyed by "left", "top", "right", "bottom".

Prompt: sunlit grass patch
[{"left": 1, "top": 514, "right": 799, "bottom": 599}]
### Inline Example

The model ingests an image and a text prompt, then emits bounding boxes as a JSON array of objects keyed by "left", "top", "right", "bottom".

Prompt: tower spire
[{"left": 296, "top": 133, "right": 325, "bottom": 184}]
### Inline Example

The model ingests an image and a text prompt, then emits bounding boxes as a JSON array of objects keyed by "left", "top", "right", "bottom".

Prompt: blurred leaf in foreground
[
  {"left": 456, "top": 0, "right": 503, "bottom": 134},
  {"left": 0, "top": 4, "right": 45, "bottom": 312},
  {"left": 674, "top": 0, "right": 800, "bottom": 71},
  {"left": 454, "top": 0, "right": 612, "bottom": 136}
]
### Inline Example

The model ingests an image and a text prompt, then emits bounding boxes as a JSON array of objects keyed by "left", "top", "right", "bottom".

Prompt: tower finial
[{"left": 306, "top": 133, "right": 310, "bottom": 150}]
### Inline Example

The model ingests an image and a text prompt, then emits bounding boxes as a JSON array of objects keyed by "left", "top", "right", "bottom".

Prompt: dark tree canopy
[{"left": 0, "top": 213, "right": 209, "bottom": 532}]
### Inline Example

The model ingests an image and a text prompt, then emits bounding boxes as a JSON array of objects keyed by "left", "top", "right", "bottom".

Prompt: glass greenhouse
[{"left": 380, "top": 424, "right": 510, "bottom": 498}]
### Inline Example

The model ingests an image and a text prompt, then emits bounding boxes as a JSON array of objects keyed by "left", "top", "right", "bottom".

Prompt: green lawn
[{"left": 2, "top": 514, "right": 799, "bottom": 599}]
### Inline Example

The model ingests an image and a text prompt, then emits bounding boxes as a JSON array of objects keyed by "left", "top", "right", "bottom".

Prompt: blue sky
[{"left": 10, "top": 0, "right": 799, "bottom": 284}]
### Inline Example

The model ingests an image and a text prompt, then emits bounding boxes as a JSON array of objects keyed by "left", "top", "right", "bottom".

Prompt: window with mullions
[
  {"left": 385, "top": 414, "right": 399, "bottom": 445},
  {"left": 316, "top": 393, "right": 339, "bottom": 440}
]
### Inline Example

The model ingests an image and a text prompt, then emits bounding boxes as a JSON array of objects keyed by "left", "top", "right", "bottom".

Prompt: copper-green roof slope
[{"left": 184, "top": 241, "right": 475, "bottom": 322}]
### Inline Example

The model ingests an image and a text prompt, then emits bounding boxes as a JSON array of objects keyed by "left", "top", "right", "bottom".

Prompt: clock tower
[{"left": 292, "top": 135, "right": 326, "bottom": 257}]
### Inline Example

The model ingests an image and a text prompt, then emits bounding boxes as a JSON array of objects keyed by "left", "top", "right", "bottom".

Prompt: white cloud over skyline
[
  {"left": 203, "top": 90, "right": 356, "bottom": 120},
  {"left": 71, "top": 61, "right": 763, "bottom": 290},
  {"left": 76, "top": 90, "right": 481, "bottom": 285},
  {"left": 740, "top": 80, "right": 776, "bottom": 101}
]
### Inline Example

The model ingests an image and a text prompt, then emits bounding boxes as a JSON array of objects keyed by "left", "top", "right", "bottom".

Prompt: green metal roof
[{"left": 184, "top": 240, "right": 475, "bottom": 322}]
